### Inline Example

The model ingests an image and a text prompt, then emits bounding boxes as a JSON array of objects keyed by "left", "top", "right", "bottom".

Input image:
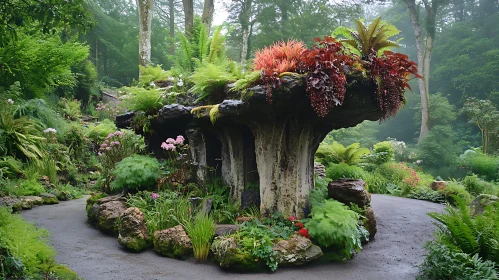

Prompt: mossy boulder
[
  {"left": 153, "top": 225, "right": 192, "bottom": 259},
  {"left": 118, "top": 207, "right": 152, "bottom": 252},
  {"left": 86, "top": 193, "right": 107, "bottom": 212},
  {"left": 40, "top": 193, "right": 59, "bottom": 204},
  {"left": 272, "top": 234, "right": 323, "bottom": 266},
  {"left": 211, "top": 236, "right": 263, "bottom": 272},
  {"left": 0, "top": 196, "right": 23, "bottom": 212},
  {"left": 471, "top": 194, "right": 499, "bottom": 215},
  {"left": 86, "top": 195, "right": 127, "bottom": 235}
]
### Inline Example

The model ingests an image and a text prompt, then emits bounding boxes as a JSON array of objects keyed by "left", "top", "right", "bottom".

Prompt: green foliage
[
  {"left": 190, "top": 62, "right": 237, "bottom": 103},
  {"left": 315, "top": 141, "right": 369, "bottom": 166},
  {"left": 58, "top": 98, "right": 82, "bottom": 121},
  {"left": 438, "top": 181, "right": 472, "bottom": 205},
  {"left": 120, "top": 87, "right": 165, "bottom": 114},
  {"left": 461, "top": 152, "right": 499, "bottom": 181},
  {"left": 305, "top": 199, "right": 362, "bottom": 258},
  {"left": 0, "top": 207, "right": 56, "bottom": 278},
  {"left": 0, "top": 156, "right": 23, "bottom": 179},
  {"left": 232, "top": 70, "right": 262, "bottom": 96},
  {"left": 324, "top": 121, "right": 379, "bottom": 149},
  {"left": 407, "top": 187, "right": 446, "bottom": 204},
  {"left": 332, "top": 17, "right": 400, "bottom": 57},
  {"left": 371, "top": 141, "right": 395, "bottom": 165},
  {"left": 426, "top": 197, "right": 499, "bottom": 269},
  {"left": 462, "top": 174, "right": 497, "bottom": 196},
  {"left": 418, "top": 241, "right": 499, "bottom": 280},
  {"left": 416, "top": 125, "right": 460, "bottom": 177},
  {"left": 111, "top": 155, "right": 159, "bottom": 192},
  {"left": 463, "top": 98, "right": 499, "bottom": 155},
  {"left": 325, "top": 163, "right": 367, "bottom": 180},
  {"left": 87, "top": 119, "right": 117, "bottom": 144},
  {"left": 364, "top": 172, "right": 389, "bottom": 194},
  {"left": 138, "top": 65, "right": 169, "bottom": 88},
  {"left": 12, "top": 179, "right": 45, "bottom": 196},
  {"left": 182, "top": 212, "right": 216, "bottom": 261}
]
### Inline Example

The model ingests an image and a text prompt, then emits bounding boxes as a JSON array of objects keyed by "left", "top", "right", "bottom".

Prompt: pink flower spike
[
  {"left": 175, "top": 135, "right": 185, "bottom": 145},
  {"left": 165, "top": 138, "right": 175, "bottom": 144},
  {"left": 151, "top": 193, "right": 159, "bottom": 199},
  {"left": 161, "top": 142, "right": 168, "bottom": 149}
]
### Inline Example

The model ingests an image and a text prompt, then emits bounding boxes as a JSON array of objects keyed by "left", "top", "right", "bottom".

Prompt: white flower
[
  {"left": 177, "top": 79, "right": 184, "bottom": 87},
  {"left": 150, "top": 81, "right": 156, "bottom": 87},
  {"left": 7, "top": 99, "right": 14, "bottom": 104},
  {"left": 168, "top": 76, "right": 175, "bottom": 81},
  {"left": 43, "top": 128, "right": 57, "bottom": 134}
]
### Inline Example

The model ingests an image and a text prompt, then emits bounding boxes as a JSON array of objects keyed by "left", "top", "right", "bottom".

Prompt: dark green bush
[
  {"left": 326, "top": 163, "right": 367, "bottom": 180},
  {"left": 462, "top": 153, "right": 499, "bottom": 181},
  {"left": 110, "top": 155, "right": 160, "bottom": 192}
]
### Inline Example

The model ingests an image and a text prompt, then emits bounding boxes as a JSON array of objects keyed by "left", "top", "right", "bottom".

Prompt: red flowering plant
[
  {"left": 288, "top": 216, "right": 311, "bottom": 239},
  {"left": 253, "top": 40, "right": 306, "bottom": 101},
  {"left": 297, "top": 36, "right": 357, "bottom": 117}
]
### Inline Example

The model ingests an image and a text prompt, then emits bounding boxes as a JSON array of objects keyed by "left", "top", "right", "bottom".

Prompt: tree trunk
[
  {"left": 241, "top": 27, "right": 249, "bottom": 66},
  {"left": 250, "top": 120, "right": 326, "bottom": 217},
  {"left": 405, "top": 0, "right": 430, "bottom": 142},
  {"left": 137, "top": 0, "right": 154, "bottom": 69},
  {"left": 168, "top": 0, "right": 175, "bottom": 56},
  {"left": 201, "top": 0, "right": 215, "bottom": 35},
  {"left": 182, "top": 0, "right": 194, "bottom": 36}
]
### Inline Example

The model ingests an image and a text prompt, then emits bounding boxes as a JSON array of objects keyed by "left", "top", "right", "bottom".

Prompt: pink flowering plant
[
  {"left": 95, "top": 101, "right": 127, "bottom": 120},
  {"left": 160, "top": 135, "right": 191, "bottom": 187},
  {"left": 98, "top": 130, "right": 140, "bottom": 192}
]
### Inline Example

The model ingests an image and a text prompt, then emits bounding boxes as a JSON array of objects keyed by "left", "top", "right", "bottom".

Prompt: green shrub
[
  {"left": 304, "top": 199, "right": 362, "bottom": 259},
  {"left": 13, "top": 179, "right": 45, "bottom": 196},
  {"left": 326, "top": 163, "right": 367, "bottom": 180},
  {"left": 462, "top": 174, "right": 497, "bottom": 196},
  {"left": 418, "top": 241, "right": 498, "bottom": 280},
  {"left": 58, "top": 98, "right": 82, "bottom": 121},
  {"left": 438, "top": 181, "right": 471, "bottom": 205},
  {"left": 462, "top": 153, "right": 499, "bottom": 181},
  {"left": 182, "top": 212, "right": 216, "bottom": 261},
  {"left": 120, "top": 87, "right": 165, "bottom": 114},
  {"left": 0, "top": 156, "right": 23, "bottom": 179},
  {"left": 87, "top": 119, "right": 117, "bottom": 144},
  {"left": 63, "top": 122, "right": 88, "bottom": 159},
  {"left": 137, "top": 65, "right": 169, "bottom": 88},
  {"left": 0, "top": 207, "right": 56, "bottom": 278},
  {"left": 111, "top": 155, "right": 160, "bottom": 192},
  {"left": 371, "top": 141, "right": 395, "bottom": 165},
  {"left": 315, "top": 141, "right": 369, "bottom": 166},
  {"left": 364, "top": 172, "right": 389, "bottom": 194},
  {"left": 407, "top": 187, "right": 446, "bottom": 204}
]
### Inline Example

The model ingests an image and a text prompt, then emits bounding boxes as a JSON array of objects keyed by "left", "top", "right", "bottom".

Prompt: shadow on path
[{"left": 22, "top": 194, "right": 444, "bottom": 280}]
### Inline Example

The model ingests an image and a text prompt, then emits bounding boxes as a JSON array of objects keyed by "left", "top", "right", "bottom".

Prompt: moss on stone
[
  {"left": 86, "top": 193, "right": 107, "bottom": 212},
  {"left": 42, "top": 197, "right": 59, "bottom": 205},
  {"left": 50, "top": 265, "right": 79, "bottom": 280}
]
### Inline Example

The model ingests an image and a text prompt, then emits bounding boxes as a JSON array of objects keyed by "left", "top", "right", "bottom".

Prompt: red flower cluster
[
  {"left": 298, "top": 228, "right": 311, "bottom": 239},
  {"left": 289, "top": 216, "right": 311, "bottom": 239}
]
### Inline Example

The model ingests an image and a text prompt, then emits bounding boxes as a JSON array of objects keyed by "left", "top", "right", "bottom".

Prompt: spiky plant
[
  {"left": 315, "top": 141, "right": 370, "bottom": 166},
  {"left": 332, "top": 17, "right": 400, "bottom": 58},
  {"left": 182, "top": 212, "right": 216, "bottom": 261},
  {"left": 253, "top": 40, "right": 306, "bottom": 75}
]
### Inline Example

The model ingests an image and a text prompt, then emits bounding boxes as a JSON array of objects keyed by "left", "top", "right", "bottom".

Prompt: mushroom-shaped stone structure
[{"left": 117, "top": 74, "right": 384, "bottom": 218}]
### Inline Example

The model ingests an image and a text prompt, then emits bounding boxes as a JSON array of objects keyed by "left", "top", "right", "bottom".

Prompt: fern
[
  {"left": 315, "top": 141, "right": 369, "bottom": 166},
  {"left": 305, "top": 199, "right": 362, "bottom": 258},
  {"left": 190, "top": 62, "right": 236, "bottom": 102},
  {"left": 207, "top": 26, "right": 225, "bottom": 63}
]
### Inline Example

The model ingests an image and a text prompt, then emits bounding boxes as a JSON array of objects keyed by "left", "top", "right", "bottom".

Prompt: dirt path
[{"left": 21, "top": 194, "right": 444, "bottom": 280}]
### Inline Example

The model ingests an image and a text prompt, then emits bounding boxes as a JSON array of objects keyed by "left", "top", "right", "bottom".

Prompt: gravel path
[{"left": 22, "top": 194, "right": 444, "bottom": 280}]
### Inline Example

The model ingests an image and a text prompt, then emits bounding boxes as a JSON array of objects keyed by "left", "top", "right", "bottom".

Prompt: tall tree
[
  {"left": 227, "top": 0, "right": 259, "bottom": 65},
  {"left": 137, "top": 0, "right": 155, "bottom": 68},
  {"left": 403, "top": 0, "right": 449, "bottom": 142},
  {"left": 202, "top": 0, "right": 215, "bottom": 34},
  {"left": 182, "top": 0, "right": 194, "bottom": 35}
]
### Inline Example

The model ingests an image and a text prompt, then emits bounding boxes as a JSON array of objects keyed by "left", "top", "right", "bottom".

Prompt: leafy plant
[
  {"left": 438, "top": 181, "right": 471, "bottom": 205},
  {"left": 13, "top": 178, "right": 45, "bottom": 196},
  {"left": 58, "top": 98, "right": 82, "bottom": 121},
  {"left": 297, "top": 36, "right": 354, "bottom": 117},
  {"left": 369, "top": 141, "right": 395, "bottom": 165},
  {"left": 315, "top": 141, "right": 369, "bottom": 166},
  {"left": 461, "top": 152, "right": 499, "bottom": 181},
  {"left": 138, "top": 65, "right": 169, "bottom": 88},
  {"left": 182, "top": 212, "right": 216, "bottom": 261},
  {"left": 325, "top": 162, "right": 367, "bottom": 180},
  {"left": 332, "top": 17, "right": 400, "bottom": 58},
  {"left": 120, "top": 87, "right": 165, "bottom": 114},
  {"left": 304, "top": 199, "right": 362, "bottom": 259},
  {"left": 190, "top": 62, "right": 236, "bottom": 102},
  {"left": 110, "top": 155, "right": 160, "bottom": 192},
  {"left": 407, "top": 187, "right": 446, "bottom": 204},
  {"left": 87, "top": 119, "right": 118, "bottom": 144}
]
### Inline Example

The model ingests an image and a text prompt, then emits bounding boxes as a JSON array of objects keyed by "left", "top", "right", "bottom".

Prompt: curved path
[{"left": 22, "top": 195, "right": 444, "bottom": 280}]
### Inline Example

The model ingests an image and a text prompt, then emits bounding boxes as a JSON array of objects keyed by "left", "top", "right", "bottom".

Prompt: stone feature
[
  {"left": 0, "top": 196, "right": 23, "bottom": 212},
  {"left": 241, "top": 189, "right": 260, "bottom": 209},
  {"left": 314, "top": 162, "right": 327, "bottom": 178},
  {"left": 39, "top": 193, "right": 59, "bottom": 204},
  {"left": 471, "top": 194, "right": 499, "bottom": 215},
  {"left": 87, "top": 195, "right": 127, "bottom": 234},
  {"left": 430, "top": 181, "right": 447, "bottom": 191},
  {"left": 215, "top": 224, "right": 240, "bottom": 237},
  {"left": 364, "top": 207, "right": 377, "bottom": 239},
  {"left": 118, "top": 207, "right": 152, "bottom": 252},
  {"left": 327, "top": 179, "right": 371, "bottom": 208},
  {"left": 153, "top": 225, "right": 192, "bottom": 259},
  {"left": 20, "top": 196, "right": 44, "bottom": 209},
  {"left": 211, "top": 236, "right": 261, "bottom": 271},
  {"left": 272, "top": 234, "right": 323, "bottom": 266}
]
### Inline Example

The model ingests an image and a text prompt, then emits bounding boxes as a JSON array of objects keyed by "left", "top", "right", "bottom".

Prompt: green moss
[
  {"left": 153, "top": 238, "right": 192, "bottom": 260},
  {"left": 86, "top": 193, "right": 107, "bottom": 211},
  {"left": 42, "top": 197, "right": 59, "bottom": 205},
  {"left": 211, "top": 237, "right": 265, "bottom": 272},
  {"left": 50, "top": 264, "right": 80, "bottom": 280},
  {"left": 120, "top": 236, "right": 152, "bottom": 252}
]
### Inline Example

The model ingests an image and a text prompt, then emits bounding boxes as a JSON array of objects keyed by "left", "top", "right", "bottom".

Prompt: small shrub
[
  {"left": 13, "top": 179, "right": 45, "bottom": 196},
  {"left": 326, "top": 163, "right": 367, "bottom": 180},
  {"left": 253, "top": 40, "right": 305, "bottom": 76},
  {"left": 462, "top": 174, "right": 496, "bottom": 196},
  {"left": 305, "top": 199, "right": 362, "bottom": 259},
  {"left": 182, "top": 212, "right": 216, "bottom": 261},
  {"left": 371, "top": 141, "right": 395, "bottom": 165},
  {"left": 110, "top": 155, "right": 160, "bottom": 192},
  {"left": 462, "top": 153, "right": 499, "bottom": 181},
  {"left": 364, "top": 172, "right": 389, "bottom": 194},
  {"left": 315, "top": 141, "right": 369, "bottom": 166},
  {"left": 407, "top": 187, "right": 446, "bottom": 204},
  {"left": 87, "top": 119, "right": 117, "bottom": 144},
  {"left": 120, "top": 87, "right": 165, "bottom": 114},
  {"left": 438, "top": 181, "right": 471, "bottom": 205},
  {"left": 58, "top": 98, "right": 82, "bottom": 121}
]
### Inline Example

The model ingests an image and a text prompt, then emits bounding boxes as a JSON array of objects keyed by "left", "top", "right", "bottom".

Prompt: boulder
[
  {"left": 314, "top": 162, "right": 326, "bottom": 178},
  {"left": 39, "top": 193, "right": 59, "bottom": 204},
  {"left": 153, "top": 225, "right": 192, "bottom": 259},
  {"left": 471, "top": 194, "right": 499, "bottom": 215},
  {"left": 211, "top": 236, "right": 261, "bottom": 271},
  {"left": 215, "top": 224, "right": 239, "bottom": 237},
  {"left": 327, "top": 179, "right": 370, "bottom": 208},
  {"left": 430, "top": 181, "right": 447, "bottom": 191},
  {"left": 0, "top": 196, "right": 23, "bottom": 212},
  {"left": 364, "top": 207, "right": 377, "bottom": 239},
  {"left": 20, "top": 196, "right": 44, "bottom": 209},
  {"left": 272, "top": 234, "right": 323, "bottom": 266},
  {"left": 118, "top": 207, "right": 151, "bottom": 252},
  {"left": 86, "top": 195, "right": 127, "bottom": 234}
]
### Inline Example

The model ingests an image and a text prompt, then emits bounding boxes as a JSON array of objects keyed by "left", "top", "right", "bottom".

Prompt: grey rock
[
  {"left": 215, "top": 224, "right": 239, "bottom": 237},
  {"left": 273, "top": 234, "right": 323, "bottom": 266},
  {"left": 314, "top": 162, "right": 326, "bottom": 178},
  {"left": 118, "top": 207, "right": 151, "bottom": 252},
  {"left": 471, "top": 194, "right": 499, "bottom": 215},
  {"left": 153, "top": 225, "right": 192, "bottom": 259},
  {"left": 430, "top": 181, "right": 447, "bottom": 191},
  {"left": 328, "top": 179, "right": 371, "bottom": 208},
  {"left": 364, "top": 207, "right": 377, "bottom": 239}
]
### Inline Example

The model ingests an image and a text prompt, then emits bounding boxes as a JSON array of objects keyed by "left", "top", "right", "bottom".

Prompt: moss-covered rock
[
  {"left": 211, "top": 236, "right": 263, "bottom": 272},
  {"left": 118, "top": 207, "right": 152, "bottom": 252},
  {"left": 272, "top": 234, "right": 323, "bottom": 266},
  {"left": 50, "top": 265, "right": 79, "bottom": 280},
  {"left": 86, "top": 193, "right": 107, "bottom": 212},
  {"left": 153, "top": 225, "right": 192, "bottom": 259},
  {"left": 40, "top": 193, "right": 59, "bottom": 205},
  {"left": 86, "top": 195, "right": 126, "bottom": 235}
]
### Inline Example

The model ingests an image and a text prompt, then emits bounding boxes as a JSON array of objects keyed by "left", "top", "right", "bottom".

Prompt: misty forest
[{"left": 1, "top": 0, "right": 499, "bottom": 279}]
